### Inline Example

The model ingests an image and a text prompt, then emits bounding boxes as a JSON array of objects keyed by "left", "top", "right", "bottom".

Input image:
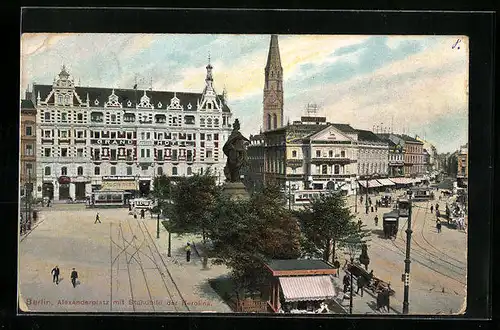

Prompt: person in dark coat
[
  {"left": 51, "top": 266, "right": 60, "bottom": 284},
  {"left": 436, "top": 220, "right": 442, "bottom": 233},
  {"left": 343, "top": 274, "right": 351, "bottom": 293},
  {"left": 94, "top": 212, "right": 101, "bottom": 224},
  {"left": 70, "top": 268, "right": 78, "bottom": 288},
  {"left": 374, "top": 215, "right": 379, "bottom": 226},
  {"left": 185, "top": 243, "right": 191, "bottom": 262},
  {"left": 430, "top": 205, "right": 434, "bottom": 213},
  {"left": 140, "top": 209, "right": 145, "bottom": 219},
  {"left": 333, "top": 259, "right": 341, "bottom": 277},
  {"left": 356, "top": 276, "right": 365, "bottom": 297}
]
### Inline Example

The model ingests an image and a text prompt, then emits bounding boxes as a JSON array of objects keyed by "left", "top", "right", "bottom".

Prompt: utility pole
[
  {"left": 402, "top": 201, "right": 413, "bottom": 314},
  {"left": 156, "top": 212, "right": 160, "bottom": 239},
  {"left": 167, "top": 182, "right": 172, "bottom": 257}
]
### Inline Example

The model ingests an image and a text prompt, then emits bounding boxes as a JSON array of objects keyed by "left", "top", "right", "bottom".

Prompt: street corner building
[{"left": 22, "top": 63, "right": 233, "bottom": 201}]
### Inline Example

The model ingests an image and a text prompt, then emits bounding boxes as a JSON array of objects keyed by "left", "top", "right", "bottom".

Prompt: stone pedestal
[{"left": 222, "top": 181, "right": 250, "bottom": 200}]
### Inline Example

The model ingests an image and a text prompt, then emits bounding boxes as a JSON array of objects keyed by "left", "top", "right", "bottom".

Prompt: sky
[{"left": 20, "top": 33, "right": 469, "bottom": 153}]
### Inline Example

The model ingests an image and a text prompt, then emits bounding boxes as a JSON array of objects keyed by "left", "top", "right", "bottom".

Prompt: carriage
[
  {"left": 345, "top": 263, "right": 395, "bottom": 296},
  {"left": 383, "top": 210, "right": 399, "bottom": 239}
]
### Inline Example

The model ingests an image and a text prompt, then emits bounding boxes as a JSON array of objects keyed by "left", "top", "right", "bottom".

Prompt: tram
[
  {"left": 293, "top": 190, "right": 333, "bottom": 206},
  {"left": 383, "top": 210, "right": 399, "bottom": 239},
  {"left": 396, "top": 198, "right": 410, "bottom": 217},
  {"left": 408, "top": 187, "right": 434, "bottom": 201},
  {"left": 89, "top": 190, "right": 131, "bottom": 208}
]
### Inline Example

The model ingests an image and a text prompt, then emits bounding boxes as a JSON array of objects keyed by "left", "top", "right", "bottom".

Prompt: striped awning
[
  {"left": 377, "top": 178, "right": 395, "bottom": 186},
  {"left": 279, "top": 276, "right": 336, "bottom": 302},
  {"left": 358, "top": 179, "right": 383, "bottom": 188},
  {"left": 390, "top": 177, "right": 413, "bottom": 184}
]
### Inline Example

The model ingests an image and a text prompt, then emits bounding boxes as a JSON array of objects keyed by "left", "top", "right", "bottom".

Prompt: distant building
[
  {"left": 386, "top": 134, "right": 425, "bottom": 176},
  {"left": 377, "top": 134, "right": 404, "bottom": 177},
  {"left": 356, "top": 129, "right": 389, "bottom": 178},
  {"left": 20, "top": 97, "right": 37, "bottom": 198},
  {"left": 457, "top": 143, "right": 468, "bottom": 188}
]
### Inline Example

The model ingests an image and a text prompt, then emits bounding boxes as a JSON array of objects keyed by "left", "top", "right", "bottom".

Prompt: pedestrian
[
  {"left": 374, "top": 215, "right": 379, "bottom": 226},
  {"left": 51, "top": 265, "right": 60, "bottom": 284},
  {"left": 430, "top": 205, "right": 434, "bottom": 214},
  {"left": 185, "top": 242, "right": 191, "bottom": 262},
  {"left": 333, "top": 259, "right": 341, "bottom": 277},
  {"left": 140, "top": 209, "right": 145, "bottom": 219},
  {"left": 94, "top": 212, "right": 101, "bottom": 224},
  {"left": 436, "top": 220, "right": 442, "bottom": 233},
  {"left": 343, "top": 274, "right": 351, "bottom": 293},
  {"left": 70, "top": 268, "right": 78, "bottom": 288},
  {"left": 371, "top": 205, "right": 374, "bottom": 213},
  {"left": 375, "top": 203, "right": 378, "bottom": 212},
  {"left": 365, "top": 205, "right": 369, "bottom": 214},
  {"left": 356, "top": 276, "right": 364, "bottom": 297},
  {"left": 435, "top": 203, "right": 439, "bottom": 211},
  {"left": 369, "top": 197, "right": 372, "bottom": 205}
]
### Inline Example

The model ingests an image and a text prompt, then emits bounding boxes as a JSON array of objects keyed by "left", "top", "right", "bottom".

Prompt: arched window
[
  {"left": 172, "top": 167, "right": 178, "bottom": 176},
  {"left": 157, "top": 167, "right": 163, "bottom": 176},
  {"left": 61, "top": 167, "right": 67, "bottom": 176},
  {"left": 273, "top": 114, "right": 277, "bottom": 129},
  {"left": 77, "top": 166, "right": 84, "bottom": 176},
  {"left": 45, "top": 166, "right": 51, "bottom": 176},
  {"left": 267, "top": 114, "right": 272, "bottom": 130},
  {"left": 94, "top": 167, "right": 100, "bottom": 175}
]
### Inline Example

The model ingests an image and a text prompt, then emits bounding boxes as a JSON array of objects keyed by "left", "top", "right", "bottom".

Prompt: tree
[
  {"left": 296, "top": 192, "right": 370, "bottom": 263},
  {"left": 152, "top": 175, "right": 174, "bottom": 215},
  {"left": 168, "top": 168, "right": 220, "bottom": 242},
  {"left": 207, "top": 184, "right": 302, "bottom": 299}
]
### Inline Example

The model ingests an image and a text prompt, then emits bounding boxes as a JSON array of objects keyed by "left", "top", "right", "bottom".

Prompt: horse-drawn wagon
[{"left": 346, "top": 263, "right": 395, "bottom": 296}]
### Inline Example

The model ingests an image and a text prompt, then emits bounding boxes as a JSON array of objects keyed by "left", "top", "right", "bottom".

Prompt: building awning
[
  {"left": 377, "top": 178, "right": 395, "bottom": 186},
  {"left": 279, "top": 276, "right": 336, "bottom": 302},
  {"left": 358, "top": 180, "right": 382, "bottom": 188},
  {"left": 101, "top": 180, "right": 137, "bottom": 191},
  {"left": 390, "top": 177, "right": 414, "bottom": 185}
]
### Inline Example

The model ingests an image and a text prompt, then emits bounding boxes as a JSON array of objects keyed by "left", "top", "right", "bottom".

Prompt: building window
[
  {"left": 207, "top": 134, "right": 212, "bottom": 141},
  {"left": 341, "top": 150, "right": 346, "bottom": 158},
  {"left": 111, "top": 114, "right": 116, "bottom": 122},
  {"left": 206, "top": 150, "right": 213, "bottom": 158},
  {"left": 292, "top": 150, "right": 297, "bottom": 158},
  {"left": 110, "top": 167, "right": 116, "bottom": 175},
  {"left": 329, "top": 150, "right": 333, "bottom": 157},
  {"left": 25, "top": 144, "right": 33, "bottom": 156},
  {"left": 127, "top": 167, "right": 132, "bottom": 175},
  {"left": 44, "top": 148, "right": 51, "bottom": 157},
  {"left": 26, "top": 163, "right": 33, "bottom": 176},
  {"left": 157, "top": 167, "right": 163, "bottom": 176},
  {"left": 77, "top": 131, "right": 84, "bottom": 138},
  {"left": 45, "top": 166, "right": 51, "bottom": 176},
  {"left": 334, "top": 165, "right": 340, "bottom": 174},
  {"left": 61, "top": 148, "right": 68, "bottom": 157},
  {"left": 200, "top": 133, "right": 205, "bottom": 140},
  {"left": 322, "top": 165, "right": 328, "bottom": 174},
  {"left": 44, "top": 130, "right": 51, "bottom": 138},
  {"left": 146, "top": 132, "right": 150, "bottom": 139},
  {"left": 25, "top": 126, "right": 32, "bottom": 136},
  {"left": 141, "top": 132, "right": 145, "bottom": 140},
  {"left": 187, "top": 167, "right": 192, "bottom": 175},
  {"left": 94, "top": 167, "right": 100, "bottom": 175},
  {"left": 110, "top": 149, "right": 117, "bottom": 160},
  {"left": 146, "top": 149, "right": 150, "bottom": 157},
  {"left": 61, "top": 113, "right": 67, "bottom": 122},
  {"left": 61, "top": 131, "right": 67, "bottom": 138},
  {"left": 140, "top": 149, "right": 145, "bottom": 157},
  {"left": 61, "top": 167, "right": 67, "bottom": 176},
  {"left": 172, "top": 150, "right": 178, "bottom": 161},
  {"left": 157, "top": 150, "right": 163, "bottom": 161},
  {"left": 44, "top": 112, "right": 50, "bottom": 121},
  {"left": 172, "top": 167, "right": 177, "bottom": 176},
  {"left": 77, "top": 113, "right": 83, "bottom": 121},
  {"left": 77, "top": 166, "right": 83, "bottom": 176},
  {"left": 316, "top": 150, "right": 321, "bottom": 158}
]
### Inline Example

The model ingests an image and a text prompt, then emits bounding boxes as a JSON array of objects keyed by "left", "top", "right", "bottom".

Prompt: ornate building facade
[
  {"left": 356, "top": 129, "right": 389, "bottom": 177},
  {"left": 262, "top": 35, "right": 284, "bottom": 132},
  {"left": 30, "top": 64, "right": 232, "bottom": 201}
]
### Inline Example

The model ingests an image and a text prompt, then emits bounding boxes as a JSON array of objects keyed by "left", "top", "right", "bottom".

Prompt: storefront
[{"left": 57, "top": 176, "right": 71, "bottom": 200}]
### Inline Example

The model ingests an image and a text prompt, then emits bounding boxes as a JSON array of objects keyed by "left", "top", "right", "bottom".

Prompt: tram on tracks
[
  {"left": 408, "top": 187, "right": 434, "bottom": 201},
  {"left": 293, "top": 190, "right": 333, "bottom": 206},
  {"left": 88, "top": 190, "right": 131, "bottom": 208},
  {"left": 396, "top": 198, "right": 410, "bottom": 217},
  {"left": 382, "top": 210, "right": 399, "bottom": 239}
]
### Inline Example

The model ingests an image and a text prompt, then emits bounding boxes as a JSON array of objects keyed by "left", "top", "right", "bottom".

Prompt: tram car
[
  {"left": 383, "top": 210, "right": 399, "bottom": 239},
  {"left": 89, "top": 190, "right": 131, "bottom": 208},
  {"left": 380, "top": 195, "right": 392, "bottom": 207},
  {"left": 396, "top": 198, "right": 410, "bottom": 217},
  {"left": 409, "top": 187, "right": 434, "bottom": 201}
]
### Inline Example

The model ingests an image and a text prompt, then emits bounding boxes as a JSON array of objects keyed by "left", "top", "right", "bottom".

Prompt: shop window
[{"left": 187, "top": 167, "right": 192, "bottom": 175}]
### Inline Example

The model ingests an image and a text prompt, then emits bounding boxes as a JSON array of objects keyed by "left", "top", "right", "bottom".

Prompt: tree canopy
[{"left": 295, "top": 191, "right": 370, "bottom": 263}]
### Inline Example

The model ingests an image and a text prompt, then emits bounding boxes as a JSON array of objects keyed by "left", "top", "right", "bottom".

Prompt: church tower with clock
[{"left": 263, "top": 34, "right": 284, "bottom": 132}]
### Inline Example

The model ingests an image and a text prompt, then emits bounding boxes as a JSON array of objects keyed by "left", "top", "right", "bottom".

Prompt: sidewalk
[{"left": 140, "top": 219, "right": 232, "bottom": 312}]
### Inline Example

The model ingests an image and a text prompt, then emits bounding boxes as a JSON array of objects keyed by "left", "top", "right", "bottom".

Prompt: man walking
[
  {"left": 51, "top": 266, "right": 60, "bottom": 284},
  {"left": 356, "top": 276, "right": 364, "bottom": 297},
  {"left": 94, "top": 212, "right": 101, "bottom": 224},
  {"left": 374, "top": 215, "right": 379, "bottom": 226},
  {"left": 430, "top": 205, "right": 434, "bottom": 214},
  {"left": 185, "top": 242, "right": 191, "bottom": 262},
  {"left": 436, "top": 220, "right": 442, "bottom": 233},
  {"left": 70, "top": 268, "right": 78, "bottom": 288}
]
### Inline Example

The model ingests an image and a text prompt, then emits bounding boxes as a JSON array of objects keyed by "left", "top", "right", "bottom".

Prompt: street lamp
[
  {"left": 402, "top": 199, "right": 413, "bottom": 314},
  {"left": 156, "top": 212, "right": 160, "bottom": 239},
  {"left": 354, "top": 176, "right": 359, "bottom": 213}
]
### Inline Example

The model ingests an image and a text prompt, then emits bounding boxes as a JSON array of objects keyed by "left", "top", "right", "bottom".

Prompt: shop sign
[
  {"left": 102, "top": 176, "right": 136, "bottom": 181},
  {"left": 58, "top": 176, "right": 71, "bottom": 184},
  {"left": 90, "top": 139, "right": 135, "bottom": 146}
]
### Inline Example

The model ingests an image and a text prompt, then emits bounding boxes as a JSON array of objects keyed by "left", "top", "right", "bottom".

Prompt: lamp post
[
  {"left": 402, "top": 199, "right": 413, "bottom": 314},
  {"left": 156, "top": 212, "right": 160, "bottom": 239},
  {"left": 354, "top": 176, "right": 359, "bottom": 213}
]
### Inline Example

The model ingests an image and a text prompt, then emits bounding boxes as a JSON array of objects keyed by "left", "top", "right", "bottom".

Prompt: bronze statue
[{"left": 223, "top": 119, "right": 250, "bottom": 182}]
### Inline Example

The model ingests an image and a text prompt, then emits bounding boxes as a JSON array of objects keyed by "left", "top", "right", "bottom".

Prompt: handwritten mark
[{"left": 452, "top": 39, "right": 461, "bottom": 50}]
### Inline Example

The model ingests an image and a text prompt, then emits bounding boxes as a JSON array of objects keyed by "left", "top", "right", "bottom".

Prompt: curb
[{"left": 19, "top": 214, "right": 46, "bottom": 243}]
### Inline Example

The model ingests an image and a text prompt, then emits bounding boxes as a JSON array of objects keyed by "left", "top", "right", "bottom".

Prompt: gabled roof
[
  {"left": 356, "top": 129, "right": 384, "bottom": 142},
  {"left": 21, "top": 99, "right": 35, "bottom": 109},
  {"left": 32, "top": 84, "right": 231, "bottom": 113},
  {"left": 330, "top": 123, "right": 358, "bottom": 134}
]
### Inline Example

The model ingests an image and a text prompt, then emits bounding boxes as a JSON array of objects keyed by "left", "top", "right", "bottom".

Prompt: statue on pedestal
[{"left": 223, "top": 119, "right": 250, "bottom": 182}]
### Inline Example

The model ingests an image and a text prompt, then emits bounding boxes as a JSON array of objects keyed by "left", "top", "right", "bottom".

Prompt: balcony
[{"left": 310, "top": 157, "right": 351, "bottom": 164}]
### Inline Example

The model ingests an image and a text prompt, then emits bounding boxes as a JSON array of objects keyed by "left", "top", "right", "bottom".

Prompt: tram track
[
  {"left": 135, "top": 218, "right": 190, "bottom": 312},
  {"left": 118, "top": 222, "right": 136, "bottom": 312},
  {"left": 379, "top": 200, "right": 466, "bottom": 286}
]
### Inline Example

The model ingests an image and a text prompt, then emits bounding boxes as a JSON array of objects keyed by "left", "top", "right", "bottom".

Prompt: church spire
[
  {"left": 265, "top": 34, "right": 282, "bottom": 72},
  {"left": 263, "top": 34, "right": 284, "bottom": 132}
]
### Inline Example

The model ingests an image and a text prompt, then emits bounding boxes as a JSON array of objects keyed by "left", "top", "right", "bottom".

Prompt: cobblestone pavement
[
  {"left": 343, "top": 190, "right": 467, "bottom": 315},
  {"left": 18, "top": 206, "right": 231, "bottom": 313}
]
